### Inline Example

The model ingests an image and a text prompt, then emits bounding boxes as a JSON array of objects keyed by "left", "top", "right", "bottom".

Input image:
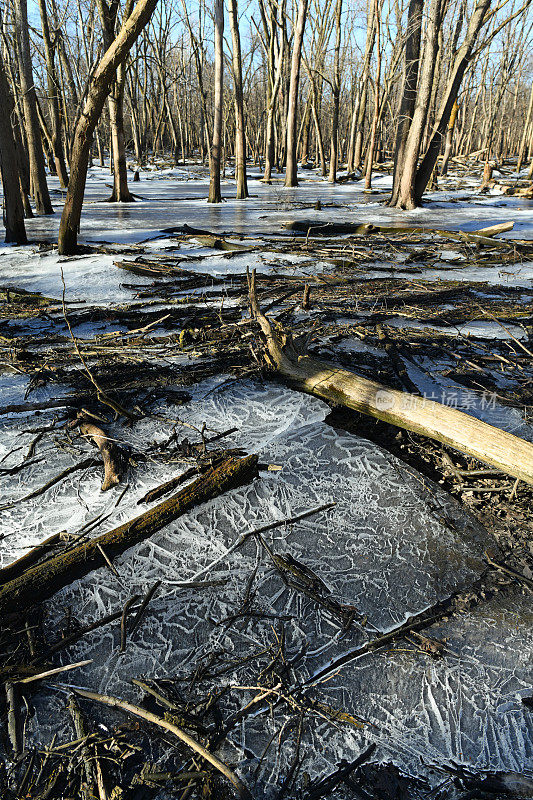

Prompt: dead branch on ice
[
  {"left": 70, "top": 412, "right": 126, "bottom": 491},
  {"left": 0, "top": 454, "right": 258, "bottom": 616},
  {"left": 247, "top": 268, "right": 533, "bottom": 486}
]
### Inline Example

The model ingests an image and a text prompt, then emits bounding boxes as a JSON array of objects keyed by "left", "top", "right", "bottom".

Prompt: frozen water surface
[
  {"left": 1, "top": 380, "right": 531, "bottom": 794},
  {"left": 1, "top": 169, "right": 532, "bottom": 795}
]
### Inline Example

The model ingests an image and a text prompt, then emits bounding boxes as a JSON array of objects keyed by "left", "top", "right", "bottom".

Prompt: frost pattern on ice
[{"left": 1, "top": 379, "right": 531, "bottom": 793}]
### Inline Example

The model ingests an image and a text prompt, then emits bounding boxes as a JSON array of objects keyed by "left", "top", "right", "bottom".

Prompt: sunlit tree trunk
[
  {"left": 58, "top": 0, "right": 158, "bottom": 254},
  {"left": 328, "top": 0, "right": 342, "bottom": 182},
  {"left": 364, "top": 0, "right": 381, "bottom": 189},
  {"left": 37, "top": 0, "right": 69, "bottom": 188},
  {"left": 284, "top": 0, "right": 309, "bottom": 187},
  {"left": 228, "top": 0, "right": 248, "bottom": 198},
  {"left": 389, "top": 0, "right": 423, "bottom": 205},
  {"left": 14, "top": 0, "right": 54, "bottom": 214},
  {"left": 414, "top": 0, "right": 491, "bottom": 202},
  {"left": 208, "top": 0, "right": 224, "bottom": 202},
  {"left": 440, "top": 99, "right": 459, "bottom": 175},
  {"left": 391, "top": 0, "right": 443, "bottom": 209}
]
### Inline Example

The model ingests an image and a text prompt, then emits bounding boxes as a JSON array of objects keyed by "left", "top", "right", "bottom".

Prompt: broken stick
[{"left": 70, "top": 413, "right": 125, "bottom": 491}]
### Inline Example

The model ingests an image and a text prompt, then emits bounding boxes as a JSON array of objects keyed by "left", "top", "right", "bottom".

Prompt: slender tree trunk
[
  {"left": 0, "top": 51, "right": 27, "bottom": 243},
  {"left": 391, "top": 0, "right": 443, "bottom": 209},
  {"left": 328, "top": 0, "right": 342, "bottom": 182},
  {"left": 351, "top": 1, "right": 375, "bottom": 171},
  {"left": 284, "top": 0, "right": 309, "bottom": 187},
  {"left": 108, "top": 59, "right": 135, "bottom": 201},
  {"left": 364, "top": 0, "right": 381, "bottom": 189},
  {"left": 228, "top": 0, "right": 248, "bottom": 198},
  {"left": 517, "top": 83, "right": 533, "bottom": 172},
  {"left": 37, "top": 0, "right": 69, "bottom": 188},
  {"left": 440, "top": 99, "right": 459, "bottom": 175},
  {"left": 208, "top": 0, "right": 224, "bottom": 202},
  {"left": 97, "top": 0, "right": 135, "bottom": 202},
  {"left": 58, "top": 0, "right": 158, "bottom": 254},
  {"left": 14, "top": 0, "right": 54, "bottom": 214}
]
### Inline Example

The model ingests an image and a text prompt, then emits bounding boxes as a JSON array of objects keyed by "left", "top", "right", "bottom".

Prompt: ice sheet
[{"left": 1, "top": 379, "right": 531, "bottom": 795}]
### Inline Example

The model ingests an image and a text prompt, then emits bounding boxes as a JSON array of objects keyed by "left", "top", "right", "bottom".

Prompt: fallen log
[
  {"left": 283, "top": 220, "right": 376, "bottom": 236},
  {"left": 247, "top": 269, "right": 533, "bottom": 486},
  {"left": 0, "top": 454, "right": 258, "bottom": 616},
  {"left": 473, "top": 221, "right": 514, "bottom": 237}
]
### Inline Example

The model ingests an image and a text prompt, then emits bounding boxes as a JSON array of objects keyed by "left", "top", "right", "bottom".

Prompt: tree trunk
[
  {"left": 284, "top": 0, "right": 309, "bottom": 187},
  {"left": 0, "top": 455, "right": 258, "bottom": 616},
  {"left": 0, "top": 51, "right": 27, "bottom": 244},
  {"left": 14, "top": 0, "right": 54, "bottom": 215},
  {"left": 248, "top": 272, "right": 533, "bottom": 488},
  {"left": 108, "top": 59, "right": 135, "bottom": 201},
  {"left": 414, "top": 0, "right": 491, "bottom": 203},
  {"left": 391, "top": 0, "right": 443, "bottom": 209},
  {"left": 58, "top": 0, "right": 158, "bottom": 255},
  {"left": 228, "top": 0, "right": 249, "bottom": 198},
  {"left": 389, "top": 0, "right": 423, "bottom": 205},
  {"left": 208, "top": 0, "right": 224, "bottom": 203},
  {"left": 328, "top": 0, "right": 342, "bottom": 183},
  {"left": 351, "top": 1, "right": 375, "bottom": 171},
  {"left": 364, "top": 0, "right": 382, "bottom": 189},
  {"left": 37, "top": 0, "right": 69, "bottom": 188},
  {"left": 440, "top": 99, "right": 459, "bottom": 175},
  {"left": 517, "top": 82, "right": 533, "bottom": 172},
  {"left": 97, "top": 0, "right": 135, "bottom": 202}
]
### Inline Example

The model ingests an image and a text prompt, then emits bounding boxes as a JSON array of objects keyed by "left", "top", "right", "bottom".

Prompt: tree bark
[
  {"left": 284, "top": 0, "right": 309, "bottom": 186},
  {"left": 414, "top": 0, "right": 491, "bottom": 203},
  {"left": 389, "top": 0, "right": 423, "bottom": 205},
  {"left": 328, "top": 0, "right": 342, "bottom": 183},
  {"left": 58, "top": 0, "right": 159, "bottom": 255},
  {"left": 37, "top": 0, "right": 69, "bottom": 188},
  {"left": 97, "top": 0, "right": 135, "bottom": 202},
  {"left": 14, "top": 0, "right": 54, "bottom": 215},
  {"left": 391, "top": 0, "right": 443, "bottom": 209},
  {"left": 208, "top": 0, "right": 224, "bottom": 203},
  {"left": 228, "top": 0, "right": 249, "bottom": 198},
  {"left": 440, "top": 99, "right": 459, "bottom": 175},
  {"left": 0, "top": 51, "right": 27, "bottom": 244},
  {"left": 248, "top": 271, "right": 533, "bottom": 488},
  {"left": 364, "top": 0, "right": 381, "bottom": 189}
]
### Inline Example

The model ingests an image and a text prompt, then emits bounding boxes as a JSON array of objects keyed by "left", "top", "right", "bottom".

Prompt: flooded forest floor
[{"left": 0, "top": 160, "right": 532, "bottom": 799}]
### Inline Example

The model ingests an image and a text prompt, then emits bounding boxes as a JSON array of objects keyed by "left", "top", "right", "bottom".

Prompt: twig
[
  {"left": 129, "top": 580, "right": 161, "bottom": 637},
  {"left": 18, "top": 660, "right": 93, "bottom": 685}
]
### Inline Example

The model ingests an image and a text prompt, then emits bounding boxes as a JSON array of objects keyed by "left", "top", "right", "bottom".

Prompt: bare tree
[
  {"left": 284, "top": 0, "right": 309, "bottom": 186},
  {"left": 208, "top": 0, "right": 224, "bottom": 202},
  {"left": 37, "top": 0, "right": 69, "bottom": 188},
  {"left": 13, "top": 0, "right": 54, "bottom": 214},
  {"left": 58, "top": 0, "right": 159, "bottom": 254},
  {"left": 228, "top": 0, "right": 249, "bottom": 198},
  {"left": 0, "top": 49, "right": 27, "bottom": 243}
]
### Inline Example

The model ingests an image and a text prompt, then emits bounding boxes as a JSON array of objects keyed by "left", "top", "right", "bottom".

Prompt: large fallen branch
[
  {"left": 0, "top": 454, "right": 258, "bottom": 616},
  {"left": 248, "top": 269, "right": 533, "bottom": 486}
]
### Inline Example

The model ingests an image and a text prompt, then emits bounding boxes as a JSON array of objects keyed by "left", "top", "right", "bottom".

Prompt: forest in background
[{"left": 1, "top": 0, "right": 533, "bottom": 250}]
